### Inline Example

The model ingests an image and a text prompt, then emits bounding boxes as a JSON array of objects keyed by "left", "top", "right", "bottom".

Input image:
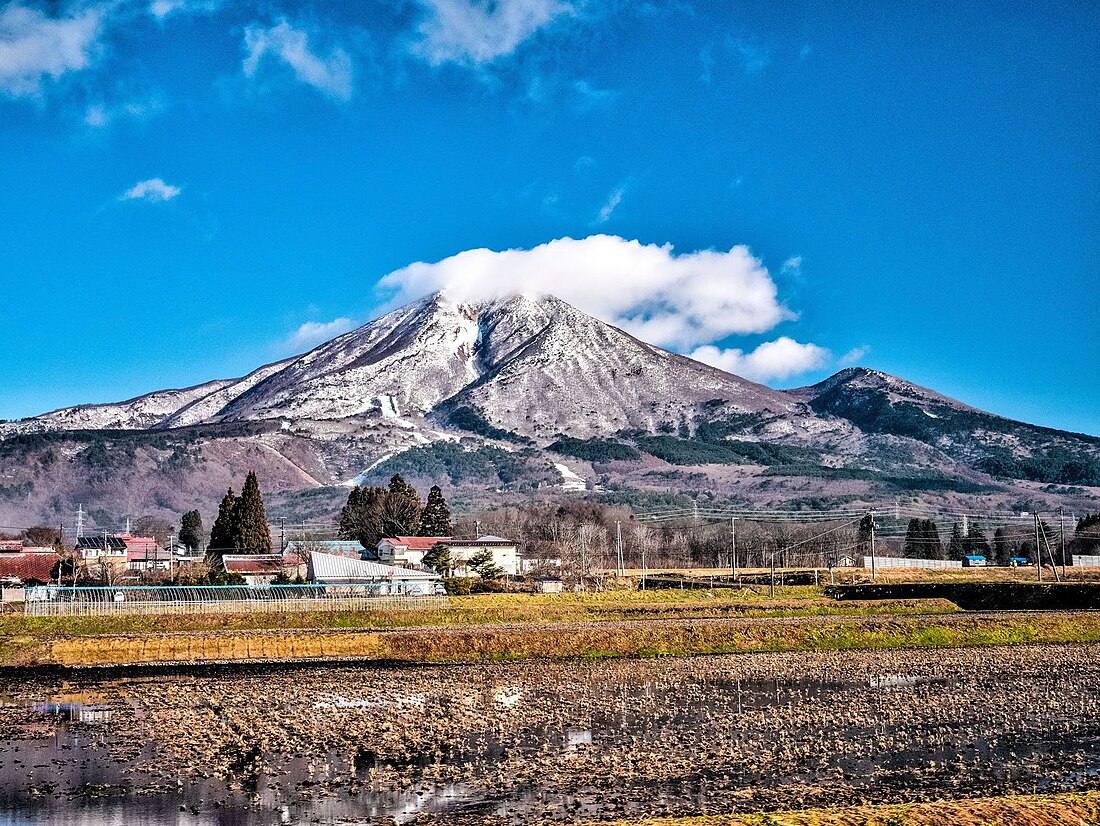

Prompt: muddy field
[{"left": 1, "top": 644, "right": 1099, "bottom": 825}]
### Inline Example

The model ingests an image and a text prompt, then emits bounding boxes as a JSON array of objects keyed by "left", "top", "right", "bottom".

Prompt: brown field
[{"left": 597, "top": 791, "right": 1100, "bottom": 825}]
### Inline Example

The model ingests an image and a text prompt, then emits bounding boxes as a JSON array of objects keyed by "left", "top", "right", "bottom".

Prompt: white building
[
  {"left": 307, "top": 552, "right": 443, "bottom": 595},
  {"left": 446, "top": 536, "right": 519, "bottom": 577},
  {"left": 376, "top": 536, "right": 449, "bottom": 568}
]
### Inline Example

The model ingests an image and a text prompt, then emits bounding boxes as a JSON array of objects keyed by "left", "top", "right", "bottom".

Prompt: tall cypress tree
[
  {"left": 992, "top": 527, "right": 1013, "bottom": 566},
  {"left": 208, "top": 489, "right": 239, "bottom": 557},
  {"left": 903, "top": 518, "right": 922, "bottom": 558},
  {"left": 947, "top": 523, "right": 966, "bottom": 561},
  {"left": 921, "top": 519, "right": 944, "bottom": 559},
  {"left": 419, "top": 485, "right": 453, "bottom": 537},
  {"left": 381, "top": 474, "right": 422, "bottom": 537},
  {"left": 236, "top": 471, "right": 272, "bottom": 553},
  {"left": 964, "top": 522, "right": 990, "bottom": 557},
  {"left": 179, "top": 510, "right": 204, "bottom": 552},
  {"left": 338, "top": 486, "right": 387, "bottom": 548}
]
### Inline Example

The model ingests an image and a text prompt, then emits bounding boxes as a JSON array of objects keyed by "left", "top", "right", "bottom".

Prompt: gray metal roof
[{"left": 308, "top": 551, "right": 440, "bottom": 582}]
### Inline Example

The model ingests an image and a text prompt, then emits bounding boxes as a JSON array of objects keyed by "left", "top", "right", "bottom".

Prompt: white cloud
[
  {"left": 149, "top": 0, "right": 221, "bottom": 20},
  {"left": 572, "top": 79, "right": 615, "bottom": 110},
  {"left": 411, "top": 0, "right": 572, "bottom": 67},
  {"left": 286, "top": 317, "right": 355, "bottom": 351},
  {"left": 119, "top": 178, "right": 181, "bottom": 202},
  {"left": 840, "top": 345, "right": 869, "bottom": 365},
  {"left": 0, "top": 2, "right": 104, "bottom": 97},
  {"left": 728, "top": 37, "right": 770, "bottom": 74},
  {"left": 379, "top": 235, "right": 796, "bottom": 351},
  {"left": 84, "top": 95, "right": 166, "bottom": 128},
  {"left": 243, "top": 19, "right": 353, "bottom": 101},
  {"left": 690, "top": 338, "right": 831, "bottom": 382},
  {"left": 594, "top": 184, "right": 625, "bottom": 224}
]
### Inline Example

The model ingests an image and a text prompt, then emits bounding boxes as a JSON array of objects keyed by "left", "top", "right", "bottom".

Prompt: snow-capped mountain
[
  {"left": 1, "top": 292, "right": 822, "bottom": 439},
  {"left": 0, "top": 291, "right": 1097, "bottom": 526}
]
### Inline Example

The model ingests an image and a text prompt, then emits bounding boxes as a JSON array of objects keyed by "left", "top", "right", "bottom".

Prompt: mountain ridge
[{"left": 0, "top": 290, "right": 1097, "bottom": 527}]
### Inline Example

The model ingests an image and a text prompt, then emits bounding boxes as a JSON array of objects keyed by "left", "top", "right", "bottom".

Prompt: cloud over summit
[{"left": 379, "top": 235, "right": 798, "bottom": 352}]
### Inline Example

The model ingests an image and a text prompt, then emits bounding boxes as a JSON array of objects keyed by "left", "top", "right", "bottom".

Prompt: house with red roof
[{"left": 376, "top": 536, "right": 450, "bottom": 569}]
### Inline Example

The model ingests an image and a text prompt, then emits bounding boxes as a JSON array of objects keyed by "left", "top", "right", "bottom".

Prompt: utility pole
[
  {"left": 770, "top": 549, "right": 777, "bottom": 597},
  {"left": 641, "top": 545, "right": 648, "bottom": 591},
  {"left": 615, "top": 520, "right": 624, "bottom": 577},
  {"left": 1059, "top": 507, "right": 1067, "bottom": 579},
  {"left": 869, "top": 508, "right": 877, "bottom": 581},
  {"left": 1035, "top": 512, "right": 1042, "bottom": 582},
  {"left": 730, "top": 517, "right": 738, "bottom": 581},
  {"left": 279, "top": 518, "right": 286, "bottom": 554}
]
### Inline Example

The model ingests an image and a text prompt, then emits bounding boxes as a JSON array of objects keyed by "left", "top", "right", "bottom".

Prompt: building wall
[{"left": 451, "top": 544, "right": 518, "bottom": 577}]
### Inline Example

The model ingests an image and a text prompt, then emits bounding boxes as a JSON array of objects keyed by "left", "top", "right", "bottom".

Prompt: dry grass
[
  {"left": 596, "top": 791, "right": 1100, "bottom": 825},
  {"left": 7, "top": 609, "right": 1100, "bottom": 668},
  {"left": 0, "top": 588, "right": 958, "bottom": 638}
]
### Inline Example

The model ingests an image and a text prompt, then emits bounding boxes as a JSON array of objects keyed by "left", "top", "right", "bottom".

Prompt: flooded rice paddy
[{"left": 1, "top": 644, "right": 1099, "bottom": 825}]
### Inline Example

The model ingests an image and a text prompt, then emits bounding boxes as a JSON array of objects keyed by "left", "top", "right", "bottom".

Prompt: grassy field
[
  {"left": 0, "top": 587, "right": 960, "bottom": 637},
  {"left": 596, "top": 791, "right": 1100, "bottom": 825},
  {"left": 5, "top": 607, "right": 1100, "bottom": 668}
]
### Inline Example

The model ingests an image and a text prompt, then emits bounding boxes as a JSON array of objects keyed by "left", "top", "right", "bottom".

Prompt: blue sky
[{"left": 0, "top": 0, "right": 1097, "bottom": 434}]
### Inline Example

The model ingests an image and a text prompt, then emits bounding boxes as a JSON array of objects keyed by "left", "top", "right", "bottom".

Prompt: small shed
[
  {"left": 534, "top": 576, "right": 564, "bottom": 594},
  {"left": 222, "top": 554, "right": 286, "bottom": 585},
  {"left": 962, "top": 555, "right": 988, "bottom": 568}
]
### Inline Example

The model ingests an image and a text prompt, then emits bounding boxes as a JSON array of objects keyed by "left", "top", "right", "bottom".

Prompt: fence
[
  {"left": 23, "top": 584, "right": 448, "bottom": 616},
  {"left": 1074, "top": 556, "right": 1100, "bottom": 568},
  {"left": 863, "top": 556, "right": 962, "bottom": 570}
]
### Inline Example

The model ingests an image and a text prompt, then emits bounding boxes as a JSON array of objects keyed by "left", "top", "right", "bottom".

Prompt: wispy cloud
[
  {"left": 410, "top": 0, "right": 573, "bottom": 68},
  {"left": 840, "top": 345, "right": 869, "bottom": 365},
  {"left": 594, "top": 183, "right": 626, "bottom": 224},
  {"left": 149, "top": 0, "right": 221, "bottom": 21},
  {"left": 379, "top": 235, "right": 797, "bottom": 351},
  {"left": 84, "top": 94, "right": 166, "bottom": 128},
  {"left": 243, "top": 19, "right": 353, "bottom": 101},
  {"left": 728, "top": 37, "right": 770, "bottom": 74},
  {"left": 691, "top": 338, "right": 830, "bottom": 382},
  {"left": 119, "top": 178, "right": 181, "bottom": 203},
  {"left": 285, "top": 317, "right": 355, "bottom": 351},
  {"left": 572, "top": 79, "right": 615, "bottom": 111},
  {"left": 0, "top": 2, "right": 105, "bottom": 98}
]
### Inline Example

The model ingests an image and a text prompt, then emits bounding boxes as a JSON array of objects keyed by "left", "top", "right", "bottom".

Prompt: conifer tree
[
  {"left": 468, "top": 547, "right": 502, "bottom": 580},
  {"left": 947, "top": 523, "right": 965, "bottom": 561},
  {"left": 179, "top": 510, "right": 204, "bottom": 552},
  {"left": 419, "top": 485, "right": 453, "bottom": 537},
  {"left": 381, "top": 474, "right": 422, "bottom": 537},
  {"left": 964, "top": 522, "right": 990, "bottom": 558},
  {"left": 236, "top": 471, "right": 273, "bottom": 553},
  {"left": 992, "top": 527, "right": 1013, "bottom": 566},
  {"left": 338, "top": 486, "right": 386, "bottom": 548},
  {"left": 921, "top": 519, "right": 944, "bottom": 559},
  {"left": 208, "top": 489, "right": 239, "bottom": 557},
  {"left": 903, "top": 518, "right": 922, "bottom": 558},
  {"left": 422, "top": 541, "right": 453, "bottom": 575}
]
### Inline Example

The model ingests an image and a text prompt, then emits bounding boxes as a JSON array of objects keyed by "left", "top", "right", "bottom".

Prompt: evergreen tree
[
  {"left": 179, "top": 510, "right": 204, "bottom": 552},
  {"left": 992, "top": 528, "right": 1013, "bottom": 566},
  {"left": 418, "top": 485, "right": 453, "bottom": 537},
  {"left": 921, "top": 519, "right": 944, "bottom": 560},
  {"left": 208, "top": 489, "right": 240, "bottom": 557},
  {"left": 964, "top": 523, "right": 990, "bottom": 558},
  {"left": 468, "top": 547, "right": 503, "bottom": 580},
  {"left": 422, "top": 541, "right": 453, "bottom": 575},
  {"left": 857, "top": 514, "right": 874, "bottom": 558},
  {"left": 947, "top": 523, "right": 965, "bottom": 561},
  {"left": 236, "top": 471, "right": 273, "bottom": 553},
  {"left": 338, "top": 486, "right": 387, "bottom": 549},
  {"left": 381, "top": 474, "right": 422, "bottom": 537},
  {"left": 903, "top": 518, "right": 923, "bottom": 558}
]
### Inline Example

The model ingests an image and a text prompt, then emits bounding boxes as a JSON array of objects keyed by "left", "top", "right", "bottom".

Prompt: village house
[
  {"left": 446, "top": 536, "right": 520, "bottom": 577},
  {"left": 375, "top": 536, "right": 450, "bottom": 568},
  {"left": 76, "top": 535, "right": 129, "bottom": 566},
  {"left": 0, "top": 551, "right": 64, "bottom": 591},
  {"left": 221, "top": 554, "right": 287, "bottom": 586}
]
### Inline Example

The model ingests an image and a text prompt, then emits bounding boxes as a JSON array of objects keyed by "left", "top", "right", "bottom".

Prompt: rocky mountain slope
[{"left": 1, "top": 292, "right": 1097, "bottom": 527}]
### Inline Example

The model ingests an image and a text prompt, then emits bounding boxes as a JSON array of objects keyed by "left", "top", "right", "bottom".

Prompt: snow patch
[{"left": 555, "top": 462, "right": 587, "bottom": 492}]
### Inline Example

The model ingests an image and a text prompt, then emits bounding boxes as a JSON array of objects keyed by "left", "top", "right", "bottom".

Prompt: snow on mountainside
[{"left": 0, "top": 291, "right": 818, "bottom": 440}]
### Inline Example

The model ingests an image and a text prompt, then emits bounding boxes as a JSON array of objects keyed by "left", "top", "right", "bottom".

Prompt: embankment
[{"left": 6, "top": 611, "right": 1100, "bottom": 669}]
